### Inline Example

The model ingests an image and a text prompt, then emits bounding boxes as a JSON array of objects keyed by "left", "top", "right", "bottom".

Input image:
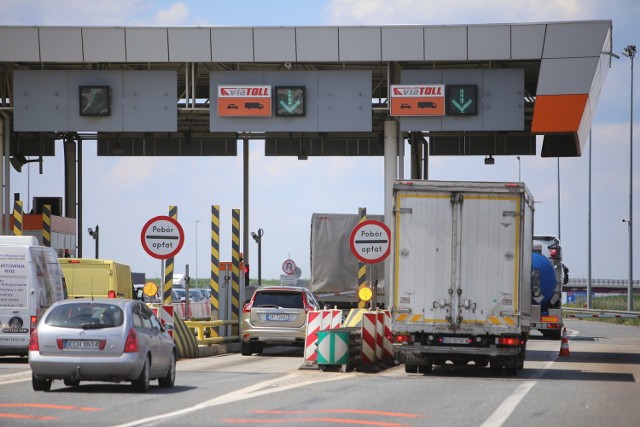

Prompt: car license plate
[
  {"left": 64, "top": 339, "right": 100, "bottom": 350},
  {"left": 442, "top": 336, "right": 469, "bottom": 345},
  {"left": 266, "top": 314, "right": 289, "bottom": 321}
]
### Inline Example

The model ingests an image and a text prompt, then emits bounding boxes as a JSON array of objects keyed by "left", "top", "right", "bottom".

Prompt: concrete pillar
[{"left": 384, "top": 119, "right": 398, "bottom": 308}]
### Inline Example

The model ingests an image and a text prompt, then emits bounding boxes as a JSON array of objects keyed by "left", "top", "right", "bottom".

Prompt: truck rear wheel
[
  {"left": 404, "top": 364, "right": 418, "bottom": 374},
  {"left": 418, "top": 362, "right": 433, "bottom": 375}
]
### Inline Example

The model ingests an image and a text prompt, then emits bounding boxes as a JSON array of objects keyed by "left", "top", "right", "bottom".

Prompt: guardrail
[
  {"left": 183, "top": 319, "right": 239, "bottom": 345},
  {"left": 563, "top": 308, "right": 640, "bottom": 318}
]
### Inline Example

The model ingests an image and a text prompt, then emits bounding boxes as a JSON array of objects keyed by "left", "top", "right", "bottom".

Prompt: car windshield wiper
[{"left": 81, "top": 323, "right": 108, "bottom": 329}]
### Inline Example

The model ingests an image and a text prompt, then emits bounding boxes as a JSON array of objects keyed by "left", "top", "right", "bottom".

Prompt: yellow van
[{"left": 59, "top": 258, "right": 134, "bottom": 299}]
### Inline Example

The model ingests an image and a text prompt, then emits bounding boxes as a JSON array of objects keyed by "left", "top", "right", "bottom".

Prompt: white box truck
[
  {"left": 0, "top": 236, "right": 67, "bottom": 356},
  {"left": 391, "top": 181, "right": 533, "bottom": 376}
]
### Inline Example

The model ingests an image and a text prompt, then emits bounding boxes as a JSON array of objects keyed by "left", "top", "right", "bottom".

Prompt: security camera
[{"left": 284, "top": 62, "right": 292, "bottom": 70}]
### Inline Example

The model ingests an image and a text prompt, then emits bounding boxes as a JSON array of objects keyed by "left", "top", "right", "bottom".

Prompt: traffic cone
[{"left": 559, "top": 327, "right": 570, "bottom": 357}]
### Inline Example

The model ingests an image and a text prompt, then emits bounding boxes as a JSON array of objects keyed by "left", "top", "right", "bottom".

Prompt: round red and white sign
[
  {"left": 141, "top": 216, "right": 185, "bottom": 260},
  {"left": 349, "top": 219, "right": 391, "bottom": 264},
  {"left": 282, "top": 259, "right": 297, "bottom": 275}
]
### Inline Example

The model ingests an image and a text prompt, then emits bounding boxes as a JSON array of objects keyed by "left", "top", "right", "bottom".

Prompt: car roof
[
  {"left": 255, "top": 286, "right": 309, "bottom": 293},
  {"left": 52, "top": 298, "right": 133, "bottom": 308}
]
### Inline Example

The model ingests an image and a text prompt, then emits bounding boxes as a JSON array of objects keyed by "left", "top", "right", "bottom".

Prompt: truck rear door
[
  {"left": 457, "top": 192, "right": 522, "bottom": 327},
  {"left": 394, "top": 187, "right": 522, "bottom": 330},
  {"left": 394, "top": 191, "right": 454, "bottom": 327}
]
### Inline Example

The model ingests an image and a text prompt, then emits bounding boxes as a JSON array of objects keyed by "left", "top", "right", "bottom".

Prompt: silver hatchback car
[
  {"left": 29, "top": 298, "right": 176, "bottom": 392},
  {"left": 240, "top": 286, "right": 320, "bottom": 355}
]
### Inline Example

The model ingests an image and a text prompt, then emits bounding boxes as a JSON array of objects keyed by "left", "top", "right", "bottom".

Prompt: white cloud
[{"left": 324, "top": 0, "right": 607, "bottom": 25}]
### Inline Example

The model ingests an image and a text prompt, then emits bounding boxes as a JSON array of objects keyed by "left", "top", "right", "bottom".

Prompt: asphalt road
[{"left": 0, "top": 319, "right": 638, "bottom": 427}]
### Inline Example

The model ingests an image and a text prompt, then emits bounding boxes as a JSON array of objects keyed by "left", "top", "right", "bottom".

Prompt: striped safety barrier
[
  {"left": 304, "top": 309, "right": 343, "bottom": 366},
  {"left": 361, "top": 312, "right": 377, "bottom": 365},
  {"left": 381, "top": 310, "right": 394, "bottom": 363}
]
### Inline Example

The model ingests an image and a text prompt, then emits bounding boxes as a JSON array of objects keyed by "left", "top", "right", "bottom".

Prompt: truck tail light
[
  {"left": 394, "top": 333, "right": 411, "bottom": 344},
  {"left": 107, "top": 290, "right": 116, "bottom": 298},
  {"left": 497, "top": 337, "right": 520, "bottom": 346}
]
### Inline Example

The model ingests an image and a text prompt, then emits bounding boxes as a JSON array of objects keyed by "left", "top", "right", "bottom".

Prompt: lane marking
[
  {"left": 480, "top": 353, "right": 558, "bottom": 427},
  {"left": 0, "top": 370, "right": 32, "bottom": 385},
  {"left": 220, "top": 416, "right": 408, "bottom": 425},
  {"left": 253, "top": 409, "right": 423, "bottom": 418},
  {"left": 112, "top": 371, "right": 358, "bottom": 427}
]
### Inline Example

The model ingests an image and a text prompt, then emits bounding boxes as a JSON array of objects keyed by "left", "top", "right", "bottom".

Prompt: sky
[{"left": 0, "top": 0, "right": 638, "bottom": 283}]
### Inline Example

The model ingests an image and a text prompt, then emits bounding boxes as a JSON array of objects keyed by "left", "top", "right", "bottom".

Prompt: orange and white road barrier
[{"left": 559, "top": 327, "right": 570, "bottom": 357}]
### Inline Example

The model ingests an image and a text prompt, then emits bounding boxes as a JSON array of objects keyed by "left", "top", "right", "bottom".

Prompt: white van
[{"left": 0, "top": 236, "right": 67, "bottom": 356}]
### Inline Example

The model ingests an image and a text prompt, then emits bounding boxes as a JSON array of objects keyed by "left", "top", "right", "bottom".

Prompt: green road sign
[
  {"left": 446, "top": 84, "right": 478, "bottom": 116},
  {"left": 275, "top": 86, "right": 305, "bottom": 117}
]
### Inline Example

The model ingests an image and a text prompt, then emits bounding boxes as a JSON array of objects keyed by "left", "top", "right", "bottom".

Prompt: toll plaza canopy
[{"left": 0, "top": 20, "right": 612, "bottom": 163}]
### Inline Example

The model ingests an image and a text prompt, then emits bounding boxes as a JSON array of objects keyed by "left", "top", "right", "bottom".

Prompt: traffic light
[{"left": 244, "top": 264, "right": 250, "bottom": 286}]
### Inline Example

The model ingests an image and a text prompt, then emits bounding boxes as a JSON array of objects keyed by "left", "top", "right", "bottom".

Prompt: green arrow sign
[
  {"left": 446, "top": 85, "right": 478, "bottom": 116},
  {"left": 275, "top": 86, "right": 305, "bottom": 117}
]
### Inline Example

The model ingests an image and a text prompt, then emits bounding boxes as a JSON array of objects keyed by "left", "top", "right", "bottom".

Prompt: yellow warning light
[
  {"left": 358, "top": 286, "right": 373, "bottom": 302},
  {"left": 143, "top": 281, "right": 158, "bottom": 297}
]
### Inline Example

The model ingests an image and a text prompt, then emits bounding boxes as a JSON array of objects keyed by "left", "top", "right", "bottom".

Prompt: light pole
[
  {"left": 251, "top": 228, "right": 264, "bottom": 286},
  {"left": 195, "top": 219, "right": 201, "bottom": 289},
  {"left": 622, "top": 44, "right": 636, "bottom": 311},
  {"left": 88, "top": 225, "right": 99, "bottom": 259},
  {"left": 557, "top": 158, "right": 561, "bottom": 241}
]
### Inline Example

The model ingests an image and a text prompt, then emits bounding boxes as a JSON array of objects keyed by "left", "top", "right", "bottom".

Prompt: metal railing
[
  {"left": 563, "top": 308, "right": 640, "bottom": 318},
  {"left": 183, "top": 319, "right": 239, "bottom": 345}
]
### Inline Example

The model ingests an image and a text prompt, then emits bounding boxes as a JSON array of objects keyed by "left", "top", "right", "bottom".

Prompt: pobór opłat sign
[
  {"left": 141, "top": 216, "right": 185, "bottom": 260},
  {"left": 349, "top": 219, "right": 391, "bottom": 264}
]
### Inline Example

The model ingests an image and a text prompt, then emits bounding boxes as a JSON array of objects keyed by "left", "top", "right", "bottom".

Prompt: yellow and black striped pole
[
  {"left": 231, "top": 209, "right": 241, "bottom": 335},
  {"left": 163, "top": 205, "right": 178, "bottom": 305},
  {"left": 357, "top": 207, "right": 368, "bottom": 309},
  {"left": 42, "top": 204, "right": 52, "bottom": 247},
  {"left": 209, "top": 205, "right": 220, "bottom": 337},
  {"left": 13, "top": 201, "right": 23, "bottom": 236}
]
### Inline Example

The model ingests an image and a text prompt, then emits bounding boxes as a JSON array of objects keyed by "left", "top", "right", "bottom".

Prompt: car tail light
[
  {"left": 242, "top": 300, "right": 254, "bottom": 313},
  {"left": 28, "top": 328, "right": 39, "bottom": 351},
  {"left": 108, "top": 290, "right": 116, "bottom": 298},
  {"left": 124, "top": 328, "right": 139, "bottom": 352},
  {"left": 30, "top": 315, "right": 38, "bottom": 330},
  {"left": 301, "top": 294, "right": 315, "bottom": 312}
]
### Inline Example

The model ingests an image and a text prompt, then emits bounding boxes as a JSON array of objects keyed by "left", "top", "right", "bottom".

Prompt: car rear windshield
[
  {"left": 45, "top": 303, "right": 124, "bottom": 329},
  {"left": 253, "top": 291, "right": 304, "bottom": 309}
]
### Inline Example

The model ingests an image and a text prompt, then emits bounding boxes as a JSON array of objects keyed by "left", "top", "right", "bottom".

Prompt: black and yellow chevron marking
[
  {"left": 42, "top": 204, "right": 52, "bottom": 247},
  {"left": 231, "top": 209, "right": 240, "bottom": 334},
  {"left": 163, "top": 205, "right": 178, "bottom": 305},
  {"left": 173, "top": 316, "right": 198, "bottom": 359},
  {"left": 357, "top": 207, "right": 367, "bottom": 309},
  {"left": 210, "top": 205, "right": 220, "bottom": 337},
  {"left": 13, "top": 201, "right": 23, "bottom": 236}
]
